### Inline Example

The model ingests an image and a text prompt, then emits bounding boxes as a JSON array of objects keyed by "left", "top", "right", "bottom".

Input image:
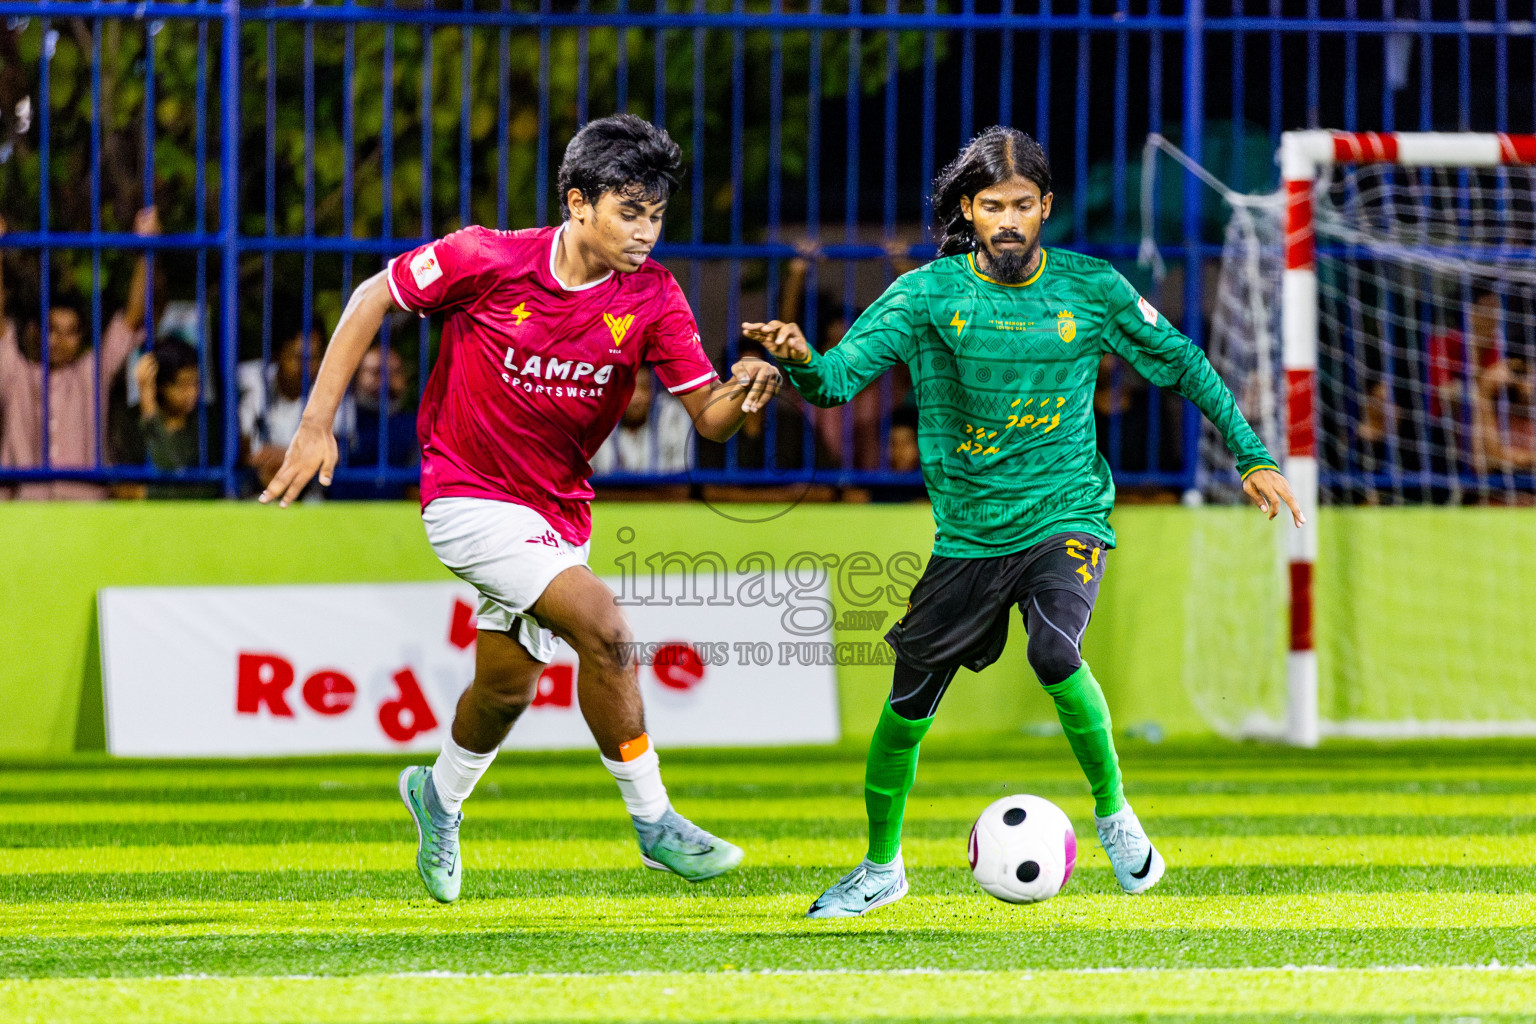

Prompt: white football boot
[{"left": 1094, "top": 805, "right": 1165, "bottom": 895}]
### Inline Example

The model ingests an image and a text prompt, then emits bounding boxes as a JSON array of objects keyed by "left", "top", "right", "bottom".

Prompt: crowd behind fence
[{"left": 0, "top": 1, "right": 1532, "bottom": 499}]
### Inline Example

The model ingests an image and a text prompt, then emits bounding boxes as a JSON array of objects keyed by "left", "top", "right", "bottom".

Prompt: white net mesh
[
  {"left": 1314, "top": 165, "right": 1536, "bottom": 506},
  {"left": 1179, "top": 150, "right": 1536, "bottom": 738},
  {"left": 1197, "top": 199, "right": 1286, "bottom": 501},
  {"left": 1180, "top": 200, "right": 1290, "bottom": 739}
]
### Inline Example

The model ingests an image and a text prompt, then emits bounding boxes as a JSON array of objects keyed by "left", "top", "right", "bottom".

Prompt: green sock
[
  {"left": 1043, "top": 662, "right": 1125, "bottom": 817},
  {"left": 864, "top": 699, "right": 934, "bottom": 865}
]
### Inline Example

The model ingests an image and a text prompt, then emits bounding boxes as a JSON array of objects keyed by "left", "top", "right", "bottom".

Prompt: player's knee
[
  {"left": 1026, "top": 630, "right": 1081, "bottom": 688},
  {"left": 572, "top": 616, "right": 634, "bottom": 674}
]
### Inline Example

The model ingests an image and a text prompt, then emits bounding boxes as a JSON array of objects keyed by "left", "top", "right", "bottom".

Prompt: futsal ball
[{"left": 967, "top": 794, "right": 1077, "bottom": 903}]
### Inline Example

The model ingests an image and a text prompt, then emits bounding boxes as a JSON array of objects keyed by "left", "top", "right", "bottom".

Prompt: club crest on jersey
[
  {"left": 409, "top": 246, "right": 443, "bottom": 289},
  {"left": 1056, "top": 310, "right": 1077, "bottom": 343},
  {"left": 1137, "top": 296, "right": 1159, "bottom": 325},
  {"left": 604, "top": 312, "right": 636, "bottom": 347}
]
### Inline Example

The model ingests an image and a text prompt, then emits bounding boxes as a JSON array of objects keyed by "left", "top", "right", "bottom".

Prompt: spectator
[
  {"left": 888, "top": 399, "right": 919, "bottom": 473},
  {"left": 864, "top": 398, "right": 927, "bottom": 504},
  {"left": 239, "top": 315, "right": 353, "bottom": 491},
  {"left": 330, "top": 343, "right": 420, "bottom": 500},
  {"left": 589, "top": 367, "right": 693, "bottom": 475},
  {"left": 1428, "top": 285, "right": 1504, "bottom": 421},
  {"left": 1471, "top": 353, "right": 1536, "bottom": 476},
  {"left": 115, "top": 339, "right": 220, "bottom": 499},
  {"left": 0, "top": 206, "right": 158, "bottom": 499},
  {"left": 0, "top": 213, "right": 11, "bottom": 345},
  {"left": 780, "top": 251, "right": 913, "bottom": 472},
  {"left": 695, "top": 339, "right": 843, "bottom": 503},
  {"left": 1425, "top": 284, "right": 1536, "bottom": 481}
]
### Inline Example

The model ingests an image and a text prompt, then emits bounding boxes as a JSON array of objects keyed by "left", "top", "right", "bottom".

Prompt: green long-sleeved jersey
[{"left": 784, "top": 248, "right": 1278, "bottom": 557}]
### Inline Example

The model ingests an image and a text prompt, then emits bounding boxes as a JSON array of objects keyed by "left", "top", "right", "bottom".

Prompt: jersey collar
[
  {"left": 968, "top": 247, "right": 1047, "bottom": 288},
  {"left": 549, "top": 224, "right": 614, "bottom": 292}
]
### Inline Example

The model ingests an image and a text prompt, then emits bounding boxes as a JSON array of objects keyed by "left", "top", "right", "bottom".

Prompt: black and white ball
[{"left": 968, "top": 794, "right": 1077, "bottom": 903}]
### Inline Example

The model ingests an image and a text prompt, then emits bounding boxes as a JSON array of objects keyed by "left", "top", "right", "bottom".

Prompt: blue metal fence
[{"left": 0, "top": 1, "right": 1531, "bottom": 496}]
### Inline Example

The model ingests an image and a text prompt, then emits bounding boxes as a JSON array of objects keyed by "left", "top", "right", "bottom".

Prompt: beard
[{"left": 978, "top": 234, "right": 1037, "bottom": 283}]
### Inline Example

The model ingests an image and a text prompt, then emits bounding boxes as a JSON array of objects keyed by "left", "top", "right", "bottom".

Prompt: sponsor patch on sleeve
[
  {"left": 1137, "top": 295, "right": 1159, "bottom": 325},
  {"left": 410, "top": 246, "right": 444, "bottom": 290}
]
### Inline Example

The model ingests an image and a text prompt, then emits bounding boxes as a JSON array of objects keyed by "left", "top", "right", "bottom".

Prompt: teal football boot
[
  {"left": 806, "top": 855, "right": 908, "bottom": 918},
  {"left": 1095, "top": 805, "right": 1165, "bottom": 895},
  {"left": 633, "top": 808, "right": 744, "bottom": 881},
  {"left": 398, "top": 766, "right": 463, "bottom": 903}
]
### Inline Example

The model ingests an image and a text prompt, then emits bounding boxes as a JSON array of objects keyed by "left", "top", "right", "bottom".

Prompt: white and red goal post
[{"left": 1278, "top": 131, "right": 1536, "bottom": 747}]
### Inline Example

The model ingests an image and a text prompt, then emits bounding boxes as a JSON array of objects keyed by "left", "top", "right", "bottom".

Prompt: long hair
[{"left": 931, "top": 127, "right": 1052, "bottom": 258}]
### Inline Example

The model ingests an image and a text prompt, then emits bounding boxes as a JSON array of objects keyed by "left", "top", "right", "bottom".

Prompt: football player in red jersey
[{"left": 262, "top": 115, "right": 779, "bottom": 901}]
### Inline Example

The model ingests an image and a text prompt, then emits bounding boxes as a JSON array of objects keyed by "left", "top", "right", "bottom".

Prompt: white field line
[{"left": 141, "top": 962, "right": 1536, "bottom": 982}]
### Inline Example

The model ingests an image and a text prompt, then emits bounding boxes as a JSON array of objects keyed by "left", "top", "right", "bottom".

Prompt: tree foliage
[{"left": 1, "top": 2, "right": 943, "bottom": 333}]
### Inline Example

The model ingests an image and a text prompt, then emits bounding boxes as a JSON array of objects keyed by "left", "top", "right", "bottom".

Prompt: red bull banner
[{"left": 99, "top": 578, "right": 839, "bottom": 756}]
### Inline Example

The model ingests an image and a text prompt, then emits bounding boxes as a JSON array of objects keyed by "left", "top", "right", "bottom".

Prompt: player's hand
[
  {"left": 730, "top": 356, "right": 781, "bottom": 414},
  {"left": 133, "top": 205, "right": 160, "bottom": 237},
  {"left": 741, "top": 320, "right": 810, "bottom": 366},
  {"left": 259, "top": 419, "right": 338, "bottom": 508},
  {"left": 1243, "top": 468, "right": 1306, "bottom": 527},
  {"left": 133, "top": 353, "right": 158, "bottom": 420}
]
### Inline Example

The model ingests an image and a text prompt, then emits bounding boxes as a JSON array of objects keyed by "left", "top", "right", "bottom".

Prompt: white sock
[
  {"left": 863, "top": 852, "right": 903, "bottom": 873},
  {"left": 601, "top": 737, "right": 670, "bottom": 823},
  {"left": 431, "top": 736, "right": 498, "bottom": 814}
]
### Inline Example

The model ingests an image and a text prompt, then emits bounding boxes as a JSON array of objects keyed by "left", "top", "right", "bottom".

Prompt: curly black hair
[
  {"left": 931, "top": 127, "right": 1052, "bottom": 258},
  {"left": 557, "top": 114, "right": 684, "bottom": 219}
]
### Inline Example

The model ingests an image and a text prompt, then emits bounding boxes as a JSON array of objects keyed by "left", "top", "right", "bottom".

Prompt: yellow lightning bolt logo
[
  {"left": 950, "top": 311, "right": 966, "bottom": 336},
  {"left": 512, "top": 302, "right": 530, "bottom": 325}
]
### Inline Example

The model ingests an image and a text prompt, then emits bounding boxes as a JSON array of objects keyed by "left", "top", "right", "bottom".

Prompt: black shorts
[{"left": 884, "top": 531, "right": 1109, "bottom": 673}]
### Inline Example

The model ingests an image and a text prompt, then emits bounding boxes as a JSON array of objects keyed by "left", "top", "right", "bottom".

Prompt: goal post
[
  {"left": 1279, "top": 131, "right": 1536, "bottom": 747},
  {"left": 1145, "top": 130, "right": 1536, "bottom": 745},
  {"left": 1279, "top": 132, "right": 1321, "bottom": 748}
]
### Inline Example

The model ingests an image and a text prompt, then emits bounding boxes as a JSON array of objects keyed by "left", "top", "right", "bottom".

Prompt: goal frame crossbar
[{"left": 1280, "top": 130, "right": 1536, "bottom": 746}]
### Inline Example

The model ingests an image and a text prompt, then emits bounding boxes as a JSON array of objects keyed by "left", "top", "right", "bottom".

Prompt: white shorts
[{"left": 422, "top": 497, "right": 591, "bottom": 663}]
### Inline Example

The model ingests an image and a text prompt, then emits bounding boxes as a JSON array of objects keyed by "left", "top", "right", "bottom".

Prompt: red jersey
[
  {"left": 1427, "top": 329, "right": 1501, "bottom": 418},
  {"left": 388, "top": 224, "right": 718, "bottom": 543}
]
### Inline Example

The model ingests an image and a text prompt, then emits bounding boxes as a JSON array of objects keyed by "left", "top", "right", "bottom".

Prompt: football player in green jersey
[{"left": 745, "top": 126, "right": 1303, "bottom": 918}]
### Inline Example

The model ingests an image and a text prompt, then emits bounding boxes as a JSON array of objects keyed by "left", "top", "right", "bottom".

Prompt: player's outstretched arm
[
  {"left": 678, "top": 357, "right": 783, "bottom": 442},
  {"left": 745, "top": 280, "right": 914, "bottom": 409},
  {"left": 259, "top": 269, "right": 398, "bottom": 507},
  {"left": 1242, "top": 468, "right": 1305, "bottom": 528},
  {"left": 741, "top": 318, "right": 890, "bottom": 410}
]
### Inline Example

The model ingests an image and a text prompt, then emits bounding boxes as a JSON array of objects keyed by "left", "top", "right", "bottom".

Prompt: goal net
[{"left": 1146, "top": 131, "right": 1536, "bottom": 742}]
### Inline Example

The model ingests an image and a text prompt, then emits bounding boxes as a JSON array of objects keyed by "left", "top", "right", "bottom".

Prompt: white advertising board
[{"left": 99, "top": 577, "right": 839, "bottom": 756}]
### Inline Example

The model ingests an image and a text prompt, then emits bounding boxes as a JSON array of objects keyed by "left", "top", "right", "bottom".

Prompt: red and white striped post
[
  {"left": 1277, "top": 130, "right": 1536, "bottom": 747},
  {"left": 1279, "top": 132, "right": 1322, "bottom": 748}
]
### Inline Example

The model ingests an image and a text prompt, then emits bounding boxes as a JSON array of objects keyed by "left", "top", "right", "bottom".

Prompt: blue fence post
[
  {"left": 1180, "top": 0, "right": 1206, "bottom": 493},
  {"left": 220, "top": 0, "right": 242, "bottom": 498}
]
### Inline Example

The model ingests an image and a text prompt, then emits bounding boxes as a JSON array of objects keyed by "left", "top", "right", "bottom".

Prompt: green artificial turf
[{"left": 2, "top": 739, "right": 1535, "bottom": 1022}]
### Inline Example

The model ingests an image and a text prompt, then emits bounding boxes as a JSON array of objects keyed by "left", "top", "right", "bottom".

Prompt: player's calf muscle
[
  {"left": 451, "top": 630, "right": 543, "bottom": 750},
  {"left": 452, "top": 684, "right": 530, "bottom": 752}
]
